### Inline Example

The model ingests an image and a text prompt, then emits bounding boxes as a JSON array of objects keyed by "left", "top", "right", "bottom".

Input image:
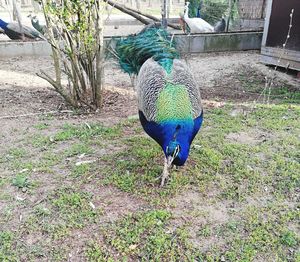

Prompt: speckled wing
[
  {"left": 170, "top": 59, "right": 202, "bottom": 119},
  {"left": 136, "top": 58, "right": 202, "bottom": 122},
  {"left": 7, "top": 23, "right": 44, "bottom": 39},
  {"left": 136, "top": 58, "right": 166, "bottom": 121}
]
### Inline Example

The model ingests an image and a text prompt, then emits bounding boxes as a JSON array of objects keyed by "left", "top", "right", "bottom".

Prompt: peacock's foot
[
  {"left": 160, "top": 157, "right": 172, "bottom": 187},
  {"left": 160, "top": 168, "right": 169, "bottom": 187}
]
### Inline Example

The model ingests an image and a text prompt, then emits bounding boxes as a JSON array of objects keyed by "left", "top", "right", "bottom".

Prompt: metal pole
[{"left": 162, "top": 0, "right": 167, "bottom": 28}]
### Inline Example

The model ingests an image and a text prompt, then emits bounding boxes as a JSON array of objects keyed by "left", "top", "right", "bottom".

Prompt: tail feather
[{"left": 116, "top": 27, "right": 179, "bottom": 75}]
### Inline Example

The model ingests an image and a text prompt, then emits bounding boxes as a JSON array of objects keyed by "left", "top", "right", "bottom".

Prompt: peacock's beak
[{"left": 167, "top": 155, "right": 174, "bottom": 167}]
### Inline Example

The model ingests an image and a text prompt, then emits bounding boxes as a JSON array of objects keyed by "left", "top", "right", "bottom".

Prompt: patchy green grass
[
  {"left": 33, "top": 122, "right": 50, "bottom": 130},
  {"left": 49, "top": 188, "right": 101, "bottom": 227},
  {"left": 54, "top": 123, "right": 120, "bottom": 142},
  {"left": 100, "top": 104, "right": 299, "bottom": 202},
  {"left": 221, "top": 204, "right": 299, "bottom": 261},
  {"left": 238, "top": 67, "right": 300, "bottom": 104},
  {"left": 100, "top": 210, "right": 196, "bottom": 261},
  {"left": 1, "top": 103, "right": 299, "bottom": 261},
  {"left": 85, "top": 241, "right": 115, "bottom": 262},
  {"left": 0, "top": 231, "right": 17, "bottom": 261},
  {"left": 64, "top": 142, "right": 94, "bottom": 157}
]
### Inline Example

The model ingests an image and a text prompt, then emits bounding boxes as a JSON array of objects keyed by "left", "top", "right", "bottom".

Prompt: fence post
[
  {"left": 226, "top": 0, "right": 233, "bottom": 32},
  {"left": 162, "top": 0, "right": 167, "bottom": 28}
]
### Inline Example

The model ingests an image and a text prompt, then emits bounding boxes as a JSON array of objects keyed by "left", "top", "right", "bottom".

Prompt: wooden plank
[
  {"left": 261, "top": 0, "right": 273, "bottom": 46},
  {"left": 261, "top": 46, "right": 300, "bottom": 61},
  {"left": 261, "top": 54, "right": 300, "bottom": 71}
]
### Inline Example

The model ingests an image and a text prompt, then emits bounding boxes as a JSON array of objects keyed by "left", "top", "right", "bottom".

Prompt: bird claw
[
  {"left": 160, "top": 173, "right": 168, "bottom": 187},
  {"left": 160, "top": 158, "right": 170, "bottom": 187}
]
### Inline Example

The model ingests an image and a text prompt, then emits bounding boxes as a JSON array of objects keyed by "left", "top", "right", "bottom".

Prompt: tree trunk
[
  {"left": 95, "top": 0, "right": 104, "bottom": 108},
  {"left": 38, "top": 0, "right": 105, "bottom": 110},
  {"left": 12, "top": 0, "right": 24, "bottom": 40},
  {"left": 226, "top": 0, "right": 233, "bottom": 32},
  {"left": 105, "top": 0, "right": 150, "bottom": 25},
  {"left": 104, "top": 0, "right": 181, "bottom": 29}
]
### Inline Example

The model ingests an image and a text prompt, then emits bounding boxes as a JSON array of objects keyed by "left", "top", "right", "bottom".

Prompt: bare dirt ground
[
  {"left": 0, "top": 51, "right": 298, "bottom": 120},
  {"left": 0, "top": 52, "right": 299, "bottom": 261}
]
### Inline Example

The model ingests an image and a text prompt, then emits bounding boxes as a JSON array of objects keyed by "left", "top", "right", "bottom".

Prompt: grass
[
  {"left": 0, "top": 231, "right": 17, "bottom": 261},
  {"left": 54, "top": 123, "right": 120, "bottom": 141},
  {"left": 64, "top": 142, "right": 94, "bottom": 157},
  {"left": 237, "top": 66, "right": 300, "bottom": 104},
  {"left": 0, "top": 102, "right": 299, "bottom": 261},
  {"left": 221, "top": 204, "right": 299, "bottom": 261},
  {"left": 99, "top": 210, "right": 196, "bottom": 261},
  {"left": 33, "top": 123, "right": 50, "bottom": 130},
  {"left": 50, "top": 188, "right": 101, "bottom": 228}
]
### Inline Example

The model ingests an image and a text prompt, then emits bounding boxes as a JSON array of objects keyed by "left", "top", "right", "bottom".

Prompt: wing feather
[
  {"left": 137, "top": 58, "right": 166, "bottom": 121},
  {"left": 137, "top": 58, "right": 202, "bottom": 121},
  {"left": 7, "top": 23, "right": 44, "bottom": 39}
]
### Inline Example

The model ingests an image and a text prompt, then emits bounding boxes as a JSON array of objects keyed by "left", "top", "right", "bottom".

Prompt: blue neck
[
  {"left": 158, "top": 58, "right": 174, "bottom": 74},
  {"left": 197, "top": 8, "right": 201, "bottom": 18},
  {"left": 0, "top": 19, "right": 8, "bottom": 29}
]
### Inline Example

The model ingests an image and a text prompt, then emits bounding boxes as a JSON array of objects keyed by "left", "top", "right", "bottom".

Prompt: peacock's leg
[{"left": 160, "top": 157, "right": 169, "bottom": 187}]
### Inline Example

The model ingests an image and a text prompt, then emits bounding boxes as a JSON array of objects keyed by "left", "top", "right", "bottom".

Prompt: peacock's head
[
  {"left": 165, "top": 139, "right": 189, "bottom": 167},
  {"left": 184, "top": 2, "right": 190, "bottom": 12},
  {"left": 166, "top": 140, "right": 180, "bottom": 166},
  {"left": 162, "top": 122, "right": 192, "bottom": 166}
]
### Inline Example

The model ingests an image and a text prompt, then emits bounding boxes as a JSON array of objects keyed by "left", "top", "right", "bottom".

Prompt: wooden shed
[
  {"left": 237, "top": 0, "right": 267, "bottom": 30},
  {"left": 261, "top": 0, "right": 300, "bottom": 71}
]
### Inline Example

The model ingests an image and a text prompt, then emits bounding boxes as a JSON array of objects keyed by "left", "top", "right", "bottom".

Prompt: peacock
[
  {"left": 0, "top": 18, "right": 45, "bottom": 40},
  {"left": 27, "top": 14, "right": 59, "bottom": 39},
  {"left": 214, "top": 18, "right": 226, "bottom": 33},
  {"left": 27, "top": 14, "right": 46, "bottom": 35},
  {"left": 183, "top": 1, "right": 226, "bottom": 33},
  {"left": 183, "top": 2, "right": 214, "bottom": 33},
  {"left": 196, "top": 0, "right": 203, "bottom": 18},
  {"left": 115, "top": 27, "right": 203, "bottom": 186}
]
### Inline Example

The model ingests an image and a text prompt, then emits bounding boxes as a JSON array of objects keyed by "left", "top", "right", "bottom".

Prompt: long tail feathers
[{"left": 115, "top": 27, "right": 179, "bottom": 75}]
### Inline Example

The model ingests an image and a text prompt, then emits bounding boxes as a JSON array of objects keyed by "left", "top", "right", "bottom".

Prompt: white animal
[{"left": 183, "top": 1, "right": 214, "bottom": 33}]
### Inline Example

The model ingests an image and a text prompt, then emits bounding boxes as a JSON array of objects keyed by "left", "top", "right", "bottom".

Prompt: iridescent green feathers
[
  {"left": 156, "top": 83, "right": 193, "bottom": 122},
  {"left": 116, "top": 28, "right": 179, "bottom": 75}
]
